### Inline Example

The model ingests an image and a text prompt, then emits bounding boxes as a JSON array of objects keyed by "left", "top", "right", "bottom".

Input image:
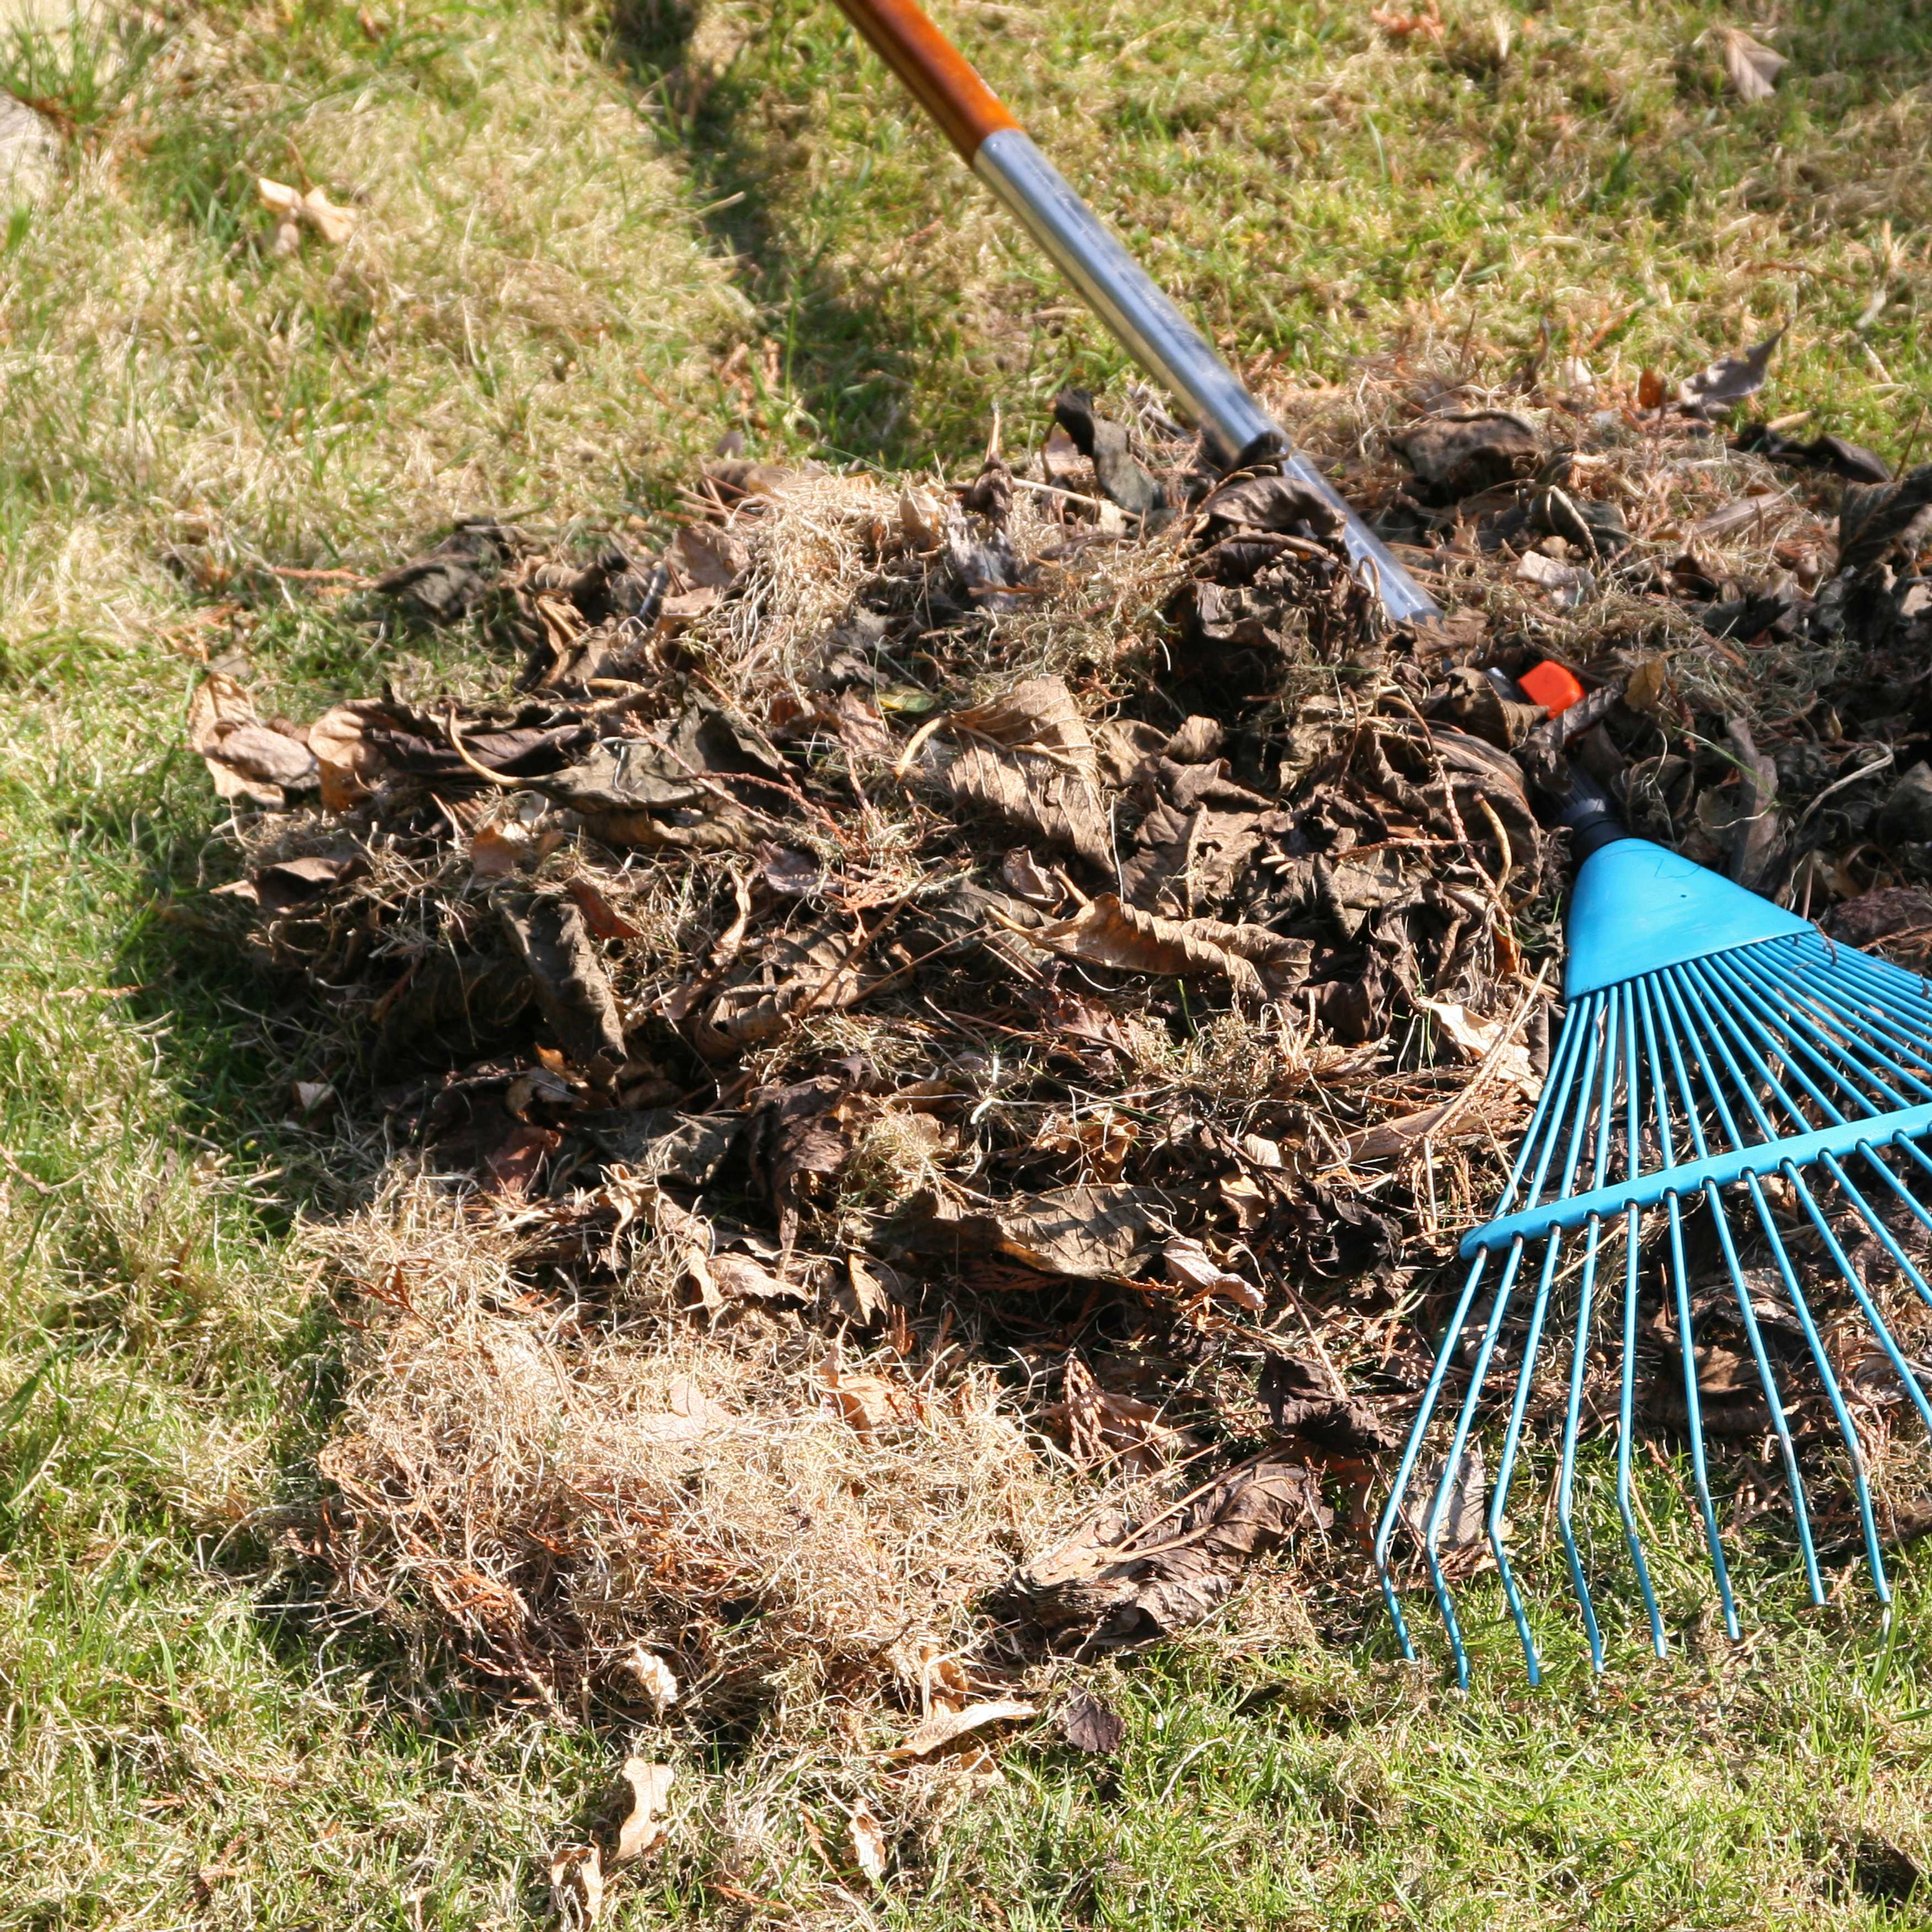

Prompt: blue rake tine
[
  {"left": 1674, "top": 950, "right": 1910, "bottom": 1596},
  {"left": 1490, "top": 979, "right": 1617, "bottom": 1679},
  {"left": 1555, "top": 981, "right": 1626, "bottom": 1672},
  {"left": 1611, "top": 974, "right": 1667, "bottom": 1654},
  {"left": 1378, "top": 815, "right": 1932, "bottom": 1679},
  {"left": 1659, "top": 963, "right": 1825, "bottom": 1602},
  {"left": 1372, "top": 1244, "right": 1498, "bottom": 1662},
  {"left": 1638, "top": 971, "right": 1743, "bottom": 1638},
  {"left": 1375, "top": 991, "right": 1599, "bottom": 1682}
]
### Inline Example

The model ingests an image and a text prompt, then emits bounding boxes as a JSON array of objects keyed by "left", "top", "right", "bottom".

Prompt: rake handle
[
  {"left": 828, "top": 0, "right": 1017, "bottom": 160},
  {"left": 822, "top": 0, "right": 1442, "bottom": 626}
]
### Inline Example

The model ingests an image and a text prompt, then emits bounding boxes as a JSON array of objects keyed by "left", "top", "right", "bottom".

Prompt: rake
[{"left": 1375, "top": 765, "right": 1932, "bottom": 1684}]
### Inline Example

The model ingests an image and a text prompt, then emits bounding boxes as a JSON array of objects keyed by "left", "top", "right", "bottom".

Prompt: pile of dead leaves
[{"left": 186, "top": 359, "right": 1932, "bottom": 1822}]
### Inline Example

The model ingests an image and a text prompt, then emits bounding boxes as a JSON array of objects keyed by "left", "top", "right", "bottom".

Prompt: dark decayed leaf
[
  {"left": 1053, "top": 389, "right": 1168, "bottom": 525},
  {"left": 1677, "top": 330, "right": 1783, "bottom": 420},
  {"left": 1821, "top": 886, "right": 1932, "bottom": 952},
  {"left": 583, "top": 1110, "right": 736, "bottom": 1188},
  {"left": 1389, "top": 412, "right": 1539, "bottom": 502},
  {"left": 1058, "top": 1689, "right": 1126, "bottom": 1755},
  {"left": 500, "top": 893, "right": 626, "bottom": 1076},
  {"left": 1877, "top": 764, "right": 1932, "bottom": 846},
  {"left": 1195, "top": 470, "right": 1345, "bottom": 541},
  {"left": 539, "top": 696, "right": 786, "bottom": 852},
  {"left": 1010, "top": 1453, "right": 1333, "bottom": 1644},
  {"left": 1733, "top": 423, "right": 1891, "bottom": 485},
  {"left": 1258, "top": 1351, "right": 1400, "bottom": 1453},
  {"left": 1838, "top": 465, "right": 1932, "bottom": 576},
  {"left": 743, "top": 1070, "right": 873, "bottom": 1248},
  {"left": 374, "top": 519, "right": 516, "bottom": 623},
  {"left": 1842, "top": 1834, "right": 1923, "bottom": 1904}
]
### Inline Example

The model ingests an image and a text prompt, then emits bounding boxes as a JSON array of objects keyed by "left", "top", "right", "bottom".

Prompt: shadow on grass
[{"left": 602, "top": 0, "right": 986, "bottom": 466}]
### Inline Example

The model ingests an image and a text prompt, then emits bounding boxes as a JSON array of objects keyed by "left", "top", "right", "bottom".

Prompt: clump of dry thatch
[{"left": 309, "top": 1175, "right": 1093, "bottom": 1732}]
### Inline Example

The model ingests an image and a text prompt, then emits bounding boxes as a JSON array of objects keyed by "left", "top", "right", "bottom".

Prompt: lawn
[{"left": 3, "top": 0, "right": 1932, "bottom": 1923}]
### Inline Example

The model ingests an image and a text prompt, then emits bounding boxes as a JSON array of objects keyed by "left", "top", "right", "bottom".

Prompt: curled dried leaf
[{"left": 893, "top": 1699, "right": 1037, "bottom": 1759}]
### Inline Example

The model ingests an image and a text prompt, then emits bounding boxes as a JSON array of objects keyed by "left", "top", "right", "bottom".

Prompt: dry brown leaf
[
  {"left": 708, "top": 1251, "right": 800, "bottom": 1302},
  {"left": 549, "top": 1844, "right": 605, "bottom": 1928},
  {"left": 1161, "top": 1236, "right": 1265, "bottom": 1312},
  {"left": 1343, "top": 1092, "right": 1522, "bottom": 1163},
  {"left": 945, "top": 675, "right": 1112, "bottom": 868},
  {"left": 1624, "top": 656, "right": 1669, "bottom": 712},
  {"left": 1031, "top": 1109, "right": 1135, "bottom": 1181},
  {"left": 257, "top": 175, "right": 357, "bottom": 246},
  {"left": 1120, "top": 798, "right": 1265, "bottom": 919},
  {"left": 500, "top": 895, "right": 626, "bottom": 1075},
  {"left": 848, "top": 1808, "right": 888, "bottom": 1885},
  {"left": 899, "top": 1183, "right": 1173, "bottom": 1283},
  {"left": 611, "top": 1759, "right": 674, "bottom": 1866},
  {"left": 308, "top": 699, "right": 393, "bottom": 810},
  {"left": 1059, "top": 1689, "right": 1126, "bottom": 1754},
  {"left": 1023, "top": 894, "right": 1302, "bottom": 1001},
  {"left": 565, "top": 875, "right": 644, "bottom": 941},
  {"left": 668, "top": 522, "right": 748, "bottom": 591},
  {"left": 634, "top": 1375, "right": 731, "bottom": 1443},
  {"left": 1413, "top": 995, "right": 1541, "bottom": 1098},
  {"left": 821, "top": 1362, "right": 914, "bottom": 1435},
  {"left": 1637, "top": 367, "right": 1666, "bottom": 411},
  {"left": 1000, "top": 846, "right": 1063, "bottom": 908},
  {"left": 1715, "top": 25, "right": 1785, "bottom": 101},
  {"left": 1371, "top": 0, "right": 1442, "bottom": 39},
  {"left": 699, "top": 913, "right": 889, "bottom": 1052},
  {"left": 893, "top": 1699, "right": 1037, "bottom": 1759},
  {"left": 470, "top": 822, "right": 532, "bottom": 880},
  {"left": 187, "top": 673, "right": 317, "bottom": 807},
  {"left": 1012, "top": 1454, "right": 1331, "bottom": 1644},
  {"left": 1059, "top": 1352, "right": 1195, "bottom": 1475},
  {"left": 918, "top": 1643, "right": 970, "bottom": 1714}
]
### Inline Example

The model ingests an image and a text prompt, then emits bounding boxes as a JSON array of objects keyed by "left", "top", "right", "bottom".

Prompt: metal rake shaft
[{"left": 1375, "top": 928, "right": 1932, "bottom": 1686}]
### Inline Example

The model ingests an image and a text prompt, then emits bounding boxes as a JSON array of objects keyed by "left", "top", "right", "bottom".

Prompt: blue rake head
[{"left": 1374, "top": 837, "right": 1932, "bottom": 1686}]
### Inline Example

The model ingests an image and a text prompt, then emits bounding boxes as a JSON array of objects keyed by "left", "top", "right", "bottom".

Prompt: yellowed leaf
[
  {"left": 610, "top": 1758, "right": 674, "bottom": 1867},
  {"left": 848, "top": 1808, "right": 888, "bottom": 1885},
  {"left": 622, "top": 1646, "right": 679, "bottom": 1715},
  {"left": 1624, "top": 657, "right": 1669, "bottom": 713},
  {"left": 893, "top": 1699, "right": 1036, "bottom": 1759},
  {"left": 299, "top": 184, "right": 356, "bottom": 245},
  {"left": 549, "top": 1844, "right": 604, "bottom": 1928}
]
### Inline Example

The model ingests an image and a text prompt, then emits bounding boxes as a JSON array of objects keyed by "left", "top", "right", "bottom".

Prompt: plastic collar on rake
[{"left": 1562, "top": 839, "right": 1813, "bottom": 1000}]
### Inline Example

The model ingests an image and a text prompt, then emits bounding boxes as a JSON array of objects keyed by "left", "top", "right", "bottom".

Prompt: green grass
[{"left": 3, "top": 0, "right": 1932, "bottom": 1922}]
